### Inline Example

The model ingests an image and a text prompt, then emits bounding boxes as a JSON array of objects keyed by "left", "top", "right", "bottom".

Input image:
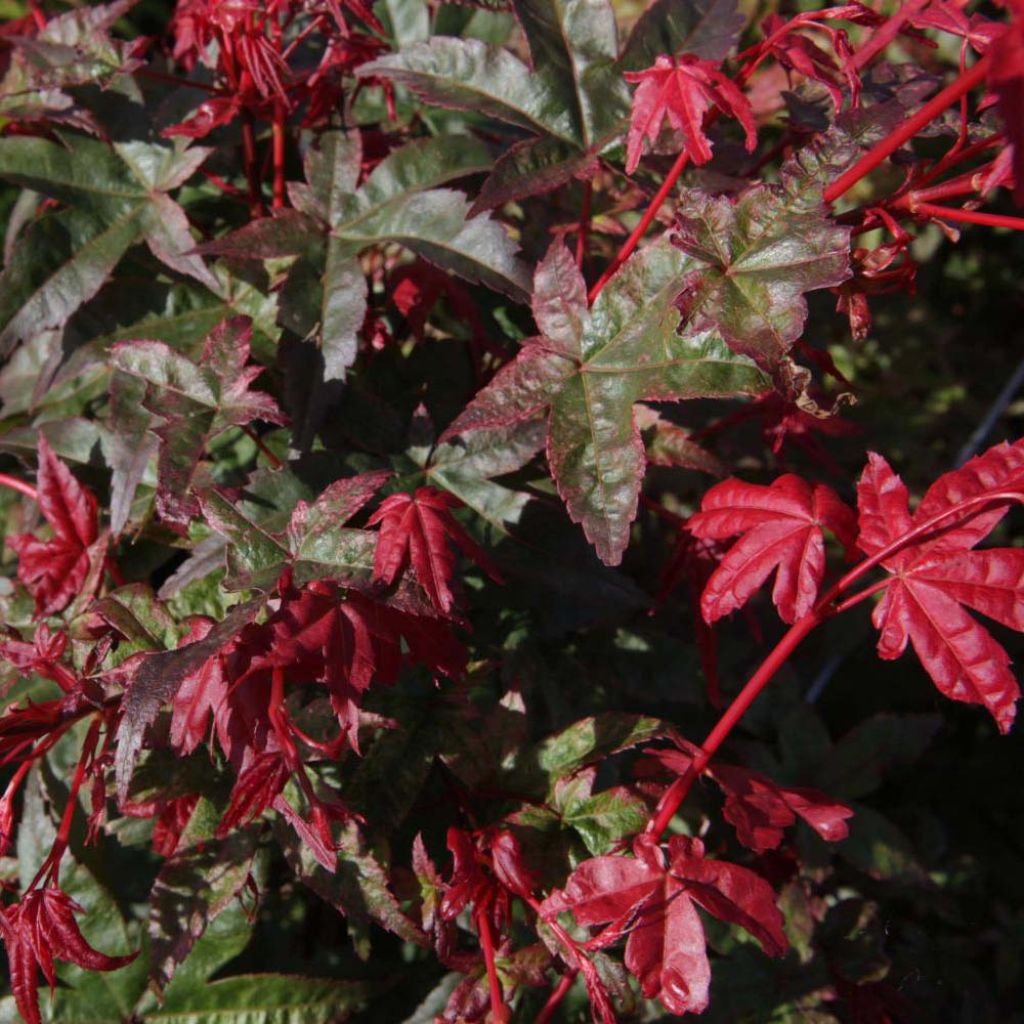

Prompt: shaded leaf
[
  {"left": 151, "top": 973, "right": 368, "bottom": 1023},
  {"left": 277, "top": 819, "right": 427, "bottom": 959},
  {"left": 110, "top": 317, "right": 285, "bottom": 524},
  {"left": 618, "top": 0, "right": 746, "bottom": 70},
  {"left": 148, "top": 798, "right": 259, "bottom": 989},
  {"left": 636, "top": 404, "right": 723, "bottom": 475},
  {"left": 0, "top": 133, "right": 214, "bottom": 354},
  {"left": 114, "top": 599, "right": 264, "bottom": 802}
]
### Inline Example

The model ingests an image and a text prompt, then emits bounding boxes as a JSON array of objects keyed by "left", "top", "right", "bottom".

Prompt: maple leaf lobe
[
  {"left": 8, "top": 436, "right": 102, "bottom": 617},
  {"left": 690, "top": 473, "right": 855, "bottom": 624},
  {"left": 624, "top": 54, "right": 756, "bottom": 174}
]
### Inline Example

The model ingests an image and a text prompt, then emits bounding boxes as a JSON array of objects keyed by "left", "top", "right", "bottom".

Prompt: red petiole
[
  {"left": 476, "top": 906, "right": 510, "bottom": 1023},
  {"left": 28, "top": 718, "right": 102, "bottom": 891},
  {"left": 911, "top": 202, "right": 1024, "bottom": 232}
]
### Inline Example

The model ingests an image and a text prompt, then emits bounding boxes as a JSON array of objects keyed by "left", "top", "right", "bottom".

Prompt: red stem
[
  {"left": 268, "top": 667, "right": 299, "bottom": 766},
  {"left": 242, "top": 425, "right": 284, "bottom": 468},
  {"left": 823, "top": 56, "right": 990, "bottom": 205},
  {"left": 913, "top": 133, "right": 1003, "bottom": 190},
  {"left": 646, "top": 609, "right": 824, "bottom": 835},
  {"left": 894, "top": 171, "right": 986, "bottom": 207},
  {"left": 536, "top": 969, "right": 578, "bottom": 1024},
  {"left": 833, "top": 577, "right": 891, "bottom": 615},
  {"left": 587, "top": 149, "right": 691, "bottom": 304},
  {"left": 272, "top": 100, "right": 287, "bottom": 210},
  {"left": 850, "top": 0, "right": 930, "bottom": 70},
  {"left": 476, "top": 907, "right": 509, "bottom": 1023},
  {"left": 0, "top": 473, "right": 38, "bottom": 501},
  {"left": 31, "top": 718, "right": 101, "bottom": 890},
  {"left": 240, "top": 110, "right": 265, "bottom": 219},
  {"left": 912, "top": 202, "right": 1024, "bottom": 232},
  {"left": 647, "top": 487, "right": 1024, "bottom": 837},
  {"left": 27, "top": 0, "right": 46, "bottom": 32},
  {"left": 586, "top": 6, "right": 955, "bottom": 301}
]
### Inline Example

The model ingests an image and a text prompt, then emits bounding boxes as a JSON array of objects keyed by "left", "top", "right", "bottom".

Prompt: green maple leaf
[
  {"left": 359, "top": 0, "right": 629, "bottom": 212},
  {"left": 110, "top": 317, "right": 286, "bottom": 525},
  {"left": 617, "top": 0, "right": 746, "bottom": 70},
  {"left": 200, "top": 130, "right": 528, "bottom": 382},
  {"left": 360, "top": 0, "right": 746, "bottom": 211},
  {"left": 442, "top": 239, "right": 767, "bottom": 565},
  {"left": 0, "top": 132, "right": 218, "bottom": 357}
]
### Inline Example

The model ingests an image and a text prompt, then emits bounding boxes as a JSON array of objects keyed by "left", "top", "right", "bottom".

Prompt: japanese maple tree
[{"left": 0, "top": 0, "right": 1021, "bottom": 1021}]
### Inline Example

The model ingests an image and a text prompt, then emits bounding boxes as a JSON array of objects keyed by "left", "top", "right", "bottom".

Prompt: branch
[
  {"left": 824, "top": 56, "right": 991, "bottom": 205},
  {"left": 0, "top": 473, "right": 38, "bottom": 501}
]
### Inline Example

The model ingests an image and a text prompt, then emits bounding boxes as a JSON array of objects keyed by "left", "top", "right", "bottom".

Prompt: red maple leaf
[
  {"left": 689, "top": 474, "right": 857, "bottom": 624},
  {"left": 0, "top": 887, "right": 136, "bottom": 1024},
  {"left": 908, "top": 0, "right": 1003, "bottom": 55},
  {"left": 541, "top": 834, "right": 787, "bottom": 1016},
  {"left": 389, "top": 261, "right": 487, "bottom": 347},
  {"left": 152, "top": 794, "right": 201, "bottom": 858},
  {"left": 623, "top": 54, "right": 757, "bottom": 175},
  {"left": 0, "top": 623, "right": 79, "bottom": 694},
  {"left": 760, "top": 12, "right": 861, "bottom": 111},
  {"left": 368, "top": 487, "right": 501, "bottom": 615},
  {"left": 216, "top": 750, "right": 291, "bottom": 838},
  {"left": 8, "top": 437, "right": 103, "bottom": 617},
  {"left": 256, "top": 578, "right": 464, "bottom": 740},
  {"left": 856, "top": 443, "right": 1024, "bottom": 733},
  {"left": 171, "top": 575, "right": 465, "bottom": 777},
  {"left": 714, "top": 763, "right": 852, "bottom": 852},
  {"left": 989, "top": 1, "right": 1024, "bottom": 206},
  {"left": 440, "top": 828, "right": 537, "bottom": 939},
  {"left": 649, "top": 745, "right": 853, "bottom": 853},
  {"left": 169, "top": 617, "right": 230, "bottom": 757}
]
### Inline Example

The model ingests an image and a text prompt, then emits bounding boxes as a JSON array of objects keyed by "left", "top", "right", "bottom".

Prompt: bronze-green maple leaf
[
  {"left": 673, "top": 160, "right": 852, "bottom": 394},
  {"left": 441, "top": 240, "right": 767, "bottom": 565}
]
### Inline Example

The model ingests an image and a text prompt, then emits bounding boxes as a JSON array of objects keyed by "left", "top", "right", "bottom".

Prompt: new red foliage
[
  {"left": 624, "top": 54, "right": 756, "bottom": 174},
  {"left": 857, "top": 444, "right": 1024, "bottom": 733},
  {"left": 689, "top": 474, "right": 856, "bottom": 624},
  {"left": 542, "top": 834, "right": 787, "bottom": 1016},
  {"left": 7, "top": 438, "right": 102, "bottom": 617},
  {"left": 0, "top": 888, "right": 136, "bottom": 1024},
  {"left": 649, "top": 744, "right": 853, "bottom": 852},
  {"left": 0, "top": 0, "right": 1023, "bottom": 1020},
  {"left": 368, "top": 487, "right": 501, "bottom": 615}
]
